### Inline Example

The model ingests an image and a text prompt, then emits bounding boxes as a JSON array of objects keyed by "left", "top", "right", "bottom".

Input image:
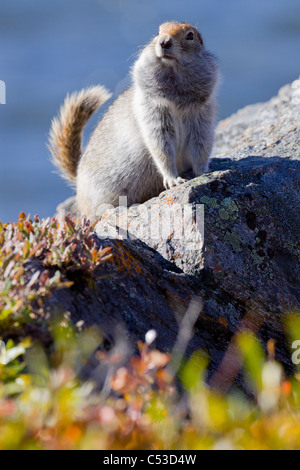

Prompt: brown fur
[
  {"left": 160, "top": 22, "right": 194, "bottom": 37},
  {"left": 48, "top": 86, "right": 111, "bottom": 183}
]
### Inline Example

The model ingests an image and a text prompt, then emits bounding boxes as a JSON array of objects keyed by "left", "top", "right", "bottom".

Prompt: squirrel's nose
[{"left": 159, "top": 35, "right": 172, "bottom": 49}]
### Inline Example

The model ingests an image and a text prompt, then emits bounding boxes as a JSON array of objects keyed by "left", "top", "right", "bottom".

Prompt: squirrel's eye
[{"left": 186, "top": 32, "right": 194, "bottom": 40}]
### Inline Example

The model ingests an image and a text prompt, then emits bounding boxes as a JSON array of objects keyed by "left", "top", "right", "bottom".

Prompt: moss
[
  {"left": 223, "top": 231, "right": 243, "bottom": 253},
  {"left": 250, "top": 251, "right": 265, "bottom": 266},
  {"left": 219, "top": 197, "right": 239, "bottom": 221},
  {"left": 199, "top": 195, "right": 219, "bottom": 209},
  {"left": 284, "top": 241, "right": 300, "bottom": 257}
]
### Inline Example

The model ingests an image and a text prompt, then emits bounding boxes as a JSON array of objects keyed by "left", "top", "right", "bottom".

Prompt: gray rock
[
  {"left": 49, "top": 237, "right": 210, "bottom": 384},
  {"left": 211, "top": 77, "right": 300, "bottom": 162},
  {"left": 55, "top": 78, "right": 300, "bottom": 387}
]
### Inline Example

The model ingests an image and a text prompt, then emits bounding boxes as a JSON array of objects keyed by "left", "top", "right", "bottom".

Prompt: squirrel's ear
[{"left": 197, "top": 32, "right": 204, "bottom": 46}]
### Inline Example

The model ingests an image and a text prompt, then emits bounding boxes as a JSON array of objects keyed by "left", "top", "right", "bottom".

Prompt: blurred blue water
[{"left": 0, "top": 0, "right": 299, "bottom": 222}]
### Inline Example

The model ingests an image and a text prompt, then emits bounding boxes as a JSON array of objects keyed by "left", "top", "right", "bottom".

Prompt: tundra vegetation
[{"left": 0, "top": 213, "right": 300, "bottom": 450}]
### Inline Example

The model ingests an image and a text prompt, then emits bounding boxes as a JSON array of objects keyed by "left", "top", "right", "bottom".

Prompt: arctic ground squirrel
[{"left": 49, "top": 22, "right": 219, "bottom": 219}]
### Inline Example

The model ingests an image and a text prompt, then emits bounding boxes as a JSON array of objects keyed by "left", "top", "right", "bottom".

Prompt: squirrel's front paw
[{"left": 163, "top": 176, "right": 187, "bottom": 190}]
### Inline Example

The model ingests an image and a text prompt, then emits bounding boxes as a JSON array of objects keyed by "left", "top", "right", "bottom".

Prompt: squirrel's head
[
  {"left": 153, "top": 22, "right": 204, "bottom": 65},
  {"left": 132, "top": 21, "right": 218, "bottom": 104}
]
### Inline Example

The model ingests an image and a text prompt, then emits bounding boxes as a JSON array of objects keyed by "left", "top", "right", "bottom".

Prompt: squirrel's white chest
[
  {"left": 173, "top": 116, "right": 187, "bottom": 162},
  {"left": 134, "top": 90, "right": 189, "bottom": 166}
]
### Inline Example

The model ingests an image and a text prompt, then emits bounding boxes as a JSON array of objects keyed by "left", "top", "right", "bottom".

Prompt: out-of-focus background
[{"left": 0, "top": 0, "right": 299, "bottom": 222}]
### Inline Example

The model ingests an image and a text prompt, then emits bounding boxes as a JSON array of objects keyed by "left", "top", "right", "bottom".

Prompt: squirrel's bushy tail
[{"left": 48, "top": 86, "right": 112, "bottom": 183}]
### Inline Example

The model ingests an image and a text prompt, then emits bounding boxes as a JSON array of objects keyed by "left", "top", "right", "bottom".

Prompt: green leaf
[
  {"left": 237, "top": 332, "right": 265, "bottom": 393},
  {"left": 180, "top": 351, "right": 208, "bottom": 392}
]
